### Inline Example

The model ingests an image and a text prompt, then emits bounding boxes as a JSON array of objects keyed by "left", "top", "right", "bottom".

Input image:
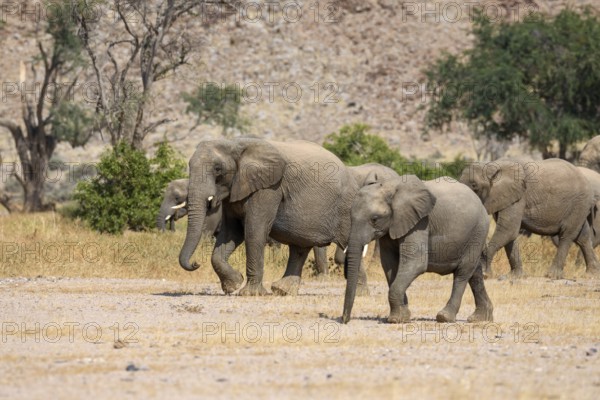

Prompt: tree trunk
[{"left": 559, "top": 141, "right": 567, "bottom": 161}]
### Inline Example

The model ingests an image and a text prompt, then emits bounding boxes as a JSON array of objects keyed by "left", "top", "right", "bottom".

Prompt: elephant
[
  {"left": 178, "top": 138, "right": 362, "bottom": 296},
  {"left": 156, "top": 179, "right": 219, "bottom": 233},
  {"left": 342, "top": 175, "right": 493, "bottom": 324},
  {"left": 550, "top": 167, "right": 600, "bottom": 259},
  {"left": 159, "top": 179, "right": 330, "bottom": 275},
  {"left": 332, "top": 163, "right": 399, "bottom": 268},
  {"left": 459, "top": 159, "right": 600, "bottom": 279},
  {"left": 578, "top": 135, "right": 600, "bottom": 173}
]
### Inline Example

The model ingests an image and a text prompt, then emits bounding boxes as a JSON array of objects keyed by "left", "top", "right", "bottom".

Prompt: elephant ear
[
  {"left": 483, "top": 162, "right": 526, "bottom": 214},
  {"left": 230, "top": 141, "right": 286, "bottom": 202},
  {"left": 389, "top": 176, "right": 436, "bottom": 240}
]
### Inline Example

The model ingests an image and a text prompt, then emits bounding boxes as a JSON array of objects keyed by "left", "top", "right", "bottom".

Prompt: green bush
[
  {"left": 323, "top": 123, "right": 465, "bottom": 179},
  {"left": 73, "top": 142, "right": 187, "bottom": 234}
]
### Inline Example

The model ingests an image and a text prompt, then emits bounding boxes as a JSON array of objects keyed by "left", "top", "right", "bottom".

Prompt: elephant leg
[
  {"left": 379, "top": 237, "right": 406, "bottom": 304},
  {"left": 271, "top": 245, "right": 311, "bottom": 296},
  {"left": 211, "top": 218, "right": 245, "bottom": 294},
  {"left": 504, "top": 240, "right": 524, "bottom": 278},
  {"left": 313, "top": 246, "right": 329, "bottom": 276},
  {"left": 334, "top": 244, "right": 345, "bottom": 265},
  {"left": 547, "top": 234, "right": 575, "bottom": 280},
  {"left": 169, "top": 217, "right": 175, "bottom": 232},
  {"left": 436, "top": 265, "right": 471, "bottom": 323},
  {"left": 386, "top": 228, "right": 428, "bottom": 324},
  {"left": 574, "top": 221, "right": 600, "bottom": 276},
  {"left": 238, "top": 191, "right": 281, "bottom": 296},
  {"left": 466, "top": 258, "right": 494, "bottom": 322},
  {"left": 487, "top": 209, "right": 522, "bottom": 278}
]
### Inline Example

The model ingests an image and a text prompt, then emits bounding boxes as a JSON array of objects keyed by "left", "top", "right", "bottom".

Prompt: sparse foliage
[
  {"left": 74, "top": 142, "right": 186, "bottom": 234},
  {"left": 183, "top": 83, "right": 248, "bottom": 136},
  {"left": 424, "top": 8, "right": 600, "bottom": 159},
  {"left": 0, "top": 0, "right": 94, "bottom": 212},
  {"left": 324, "top": 123, "right": 466, "bottom": 179}
]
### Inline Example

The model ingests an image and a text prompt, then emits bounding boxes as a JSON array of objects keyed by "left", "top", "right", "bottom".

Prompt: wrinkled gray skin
[
  {"left": 179, "top": 138, "right": 360, "bottom": 296},
  {"left": 157, "top": 179, "right": 222, "bottom": 234},
  {"left": 459, "top": 159, "right": 600, "bottom": 279},
  {"left": 342, "top": 176, "right": 493, "bottom": 324},
  {"left": 160, "top": 179, "right": 329, "bottom": 275},
  {"left": 332, "top": 163, "right": 399, "bottom": 267},
  {"left": 550, "top": 167, "right": 600, "bottom": 259},
  {"left": 578, "top": 136, "right": 600, "bottom": 173}
]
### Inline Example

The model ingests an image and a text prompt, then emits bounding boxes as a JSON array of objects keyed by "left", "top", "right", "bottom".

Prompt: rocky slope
[{"left": 0, "top": 0, "right": 596, "bottom": 165}]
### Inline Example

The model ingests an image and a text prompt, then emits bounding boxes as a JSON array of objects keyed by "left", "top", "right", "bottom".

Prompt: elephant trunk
[
  {"left": 342, "top": 239, "right": 364, "bottom": 324},
  {"left": 178, "top": 194, "right": 208, "bottom": 272},
  {"left": 156, "top": 204, "right": 171, "bottom": 232}
]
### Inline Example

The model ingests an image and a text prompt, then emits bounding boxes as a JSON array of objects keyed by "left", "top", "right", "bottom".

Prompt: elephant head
[
  {"left": 157, "top": 179, "right": 189, "bottom": 232},
  {"left": 342, "top": 175, "right": 436, "bottom": 323},
  {"left": 458, "top": 161, "right": 526, "bottom": 214},
  {"left": 179, "top": 139, "right": 286, "bottom": 272},
  {"left": 579, "top": 136, "right": 600, "bottom": 173}
]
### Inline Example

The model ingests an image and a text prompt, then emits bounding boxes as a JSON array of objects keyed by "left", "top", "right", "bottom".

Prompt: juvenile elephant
[
  {"left": 459, "top": 159, "right": 600, "bottom": 279},
  {"left": 342, "top": 176, "right": 493, "bottom": 324},
  {"left": 157, "top": 179, "right": 221, "bottom": 233},
  {"left": 179, "top": 138, "right": 360, "bottom": 295},
  {"left": 160, "top": 179, "right": 330, "bottom": 275},
  {"left": 332, "top": 163, "right": 399, "bottom": 267},
  {"left": 578, "top": 136, "right": 600, "bottom": 173}
]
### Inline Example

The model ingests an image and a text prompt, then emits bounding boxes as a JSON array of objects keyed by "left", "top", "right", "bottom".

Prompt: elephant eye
[
  {"left": 371, "top": 215, "right": 379, "bottom": 224},
  {"left": 214, "top": 164, "right": 223, "bottom": 174}
]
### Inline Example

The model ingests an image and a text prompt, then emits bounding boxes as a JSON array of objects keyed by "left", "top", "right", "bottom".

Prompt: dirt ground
[{"left": 1, "top": 275, "right": 599, "bottom": 399}]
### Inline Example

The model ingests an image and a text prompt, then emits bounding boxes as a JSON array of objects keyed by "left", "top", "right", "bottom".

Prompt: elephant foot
[
  {"left": 220, "top": 272, "right": 244, "bottom": 295},
  {"left": 387, "top": 307, "right": 411, "bottom": 324},
  {"left": 271, "top": 276, "right": 301, "bottom": 296},
  {"left": 356, "top": 283, "right": 370, "bottom": 297},
  {"left": 509, "top": 268, "right": 525, "bottom": 279},
  {"left": 315, "top": 272, "right": 329, "bottom": 282},
  {"left": 546, "top": 267, "right": 564, "bottom": 280},
  {"left": 238, "top": 282, "right": 269, "bottom": 296},
  {"left": 585, "top": 266, "right": 600, "bottom": 278},
  {"left": 482, "top": 268, "right": 493, "bottom": 280},
  {"left": 436, "top": 307, "right": 457, "bottom": 323},
  {"left": 467, "top": 307, "right": 494, "bottom": 323}
]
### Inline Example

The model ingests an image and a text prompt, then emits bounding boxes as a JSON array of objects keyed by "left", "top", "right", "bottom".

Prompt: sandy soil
[{"left": 1, "top": 276, "right": 599, "bottom": 399}]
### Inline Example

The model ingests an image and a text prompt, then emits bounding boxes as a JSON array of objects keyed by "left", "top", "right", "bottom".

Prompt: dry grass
[
  {"left": 1, "top": 212, "right": 595, "bottom": 282},
  {"left": 2, "top": 213, "right": 600, "bottom": 398}
]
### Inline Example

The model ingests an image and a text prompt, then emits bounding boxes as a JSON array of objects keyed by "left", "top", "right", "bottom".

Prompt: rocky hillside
[{"left": 0, "top": 0, "right": 596, "bottom": 164}]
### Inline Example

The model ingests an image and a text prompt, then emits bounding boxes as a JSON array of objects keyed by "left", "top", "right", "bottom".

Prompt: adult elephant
[
  {"left": 459, "top": 159, "right": 600, "bottom": 279},
  {"left": 578, "top": 136, "right": 600, "bottom": 173},
  {"left": 550, "top": 167, "right": 600, "bottom": 257},
  {"left": 179, "top": 138, "right": 360, "bottom": 295},
  {"left": 342, "top": 176, "right": 492, "bottom": 324},
  {"left": 160, "top": 179, "right": 330, "bottom": 275}
]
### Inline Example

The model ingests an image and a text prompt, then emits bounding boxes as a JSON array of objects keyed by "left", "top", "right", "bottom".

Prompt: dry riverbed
[{"left": 1, "top": 276, "right": 599, "bottom": 399}]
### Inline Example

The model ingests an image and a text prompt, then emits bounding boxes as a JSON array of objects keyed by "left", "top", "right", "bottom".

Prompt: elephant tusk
[
  {"left": 165, "top": 215, "right": 171, "bottom": 221},
  {"left": 171, "top": 201, "right": 186, "bottom": 210},
  {"left": 208, "top": 196, "right": 214, "bottom": 202},
  {"left": 343, "top": 247, "right": 347, "bottom": 254},
  {"left": 362, "top": 244, "right": 369, "bottom": 257}
]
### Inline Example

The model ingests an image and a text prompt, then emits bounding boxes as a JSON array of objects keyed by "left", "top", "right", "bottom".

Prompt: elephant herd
[{"left": 157, "top": 137, "right": 600, "bottom": 324}]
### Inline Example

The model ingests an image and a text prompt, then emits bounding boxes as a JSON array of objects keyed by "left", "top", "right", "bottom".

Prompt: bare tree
[
  {"left": 77, "top": 0, "right": 216, "bottom": 149},
  {"left": 0, "top": 3, "right": 93, "bottom": 212}
]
